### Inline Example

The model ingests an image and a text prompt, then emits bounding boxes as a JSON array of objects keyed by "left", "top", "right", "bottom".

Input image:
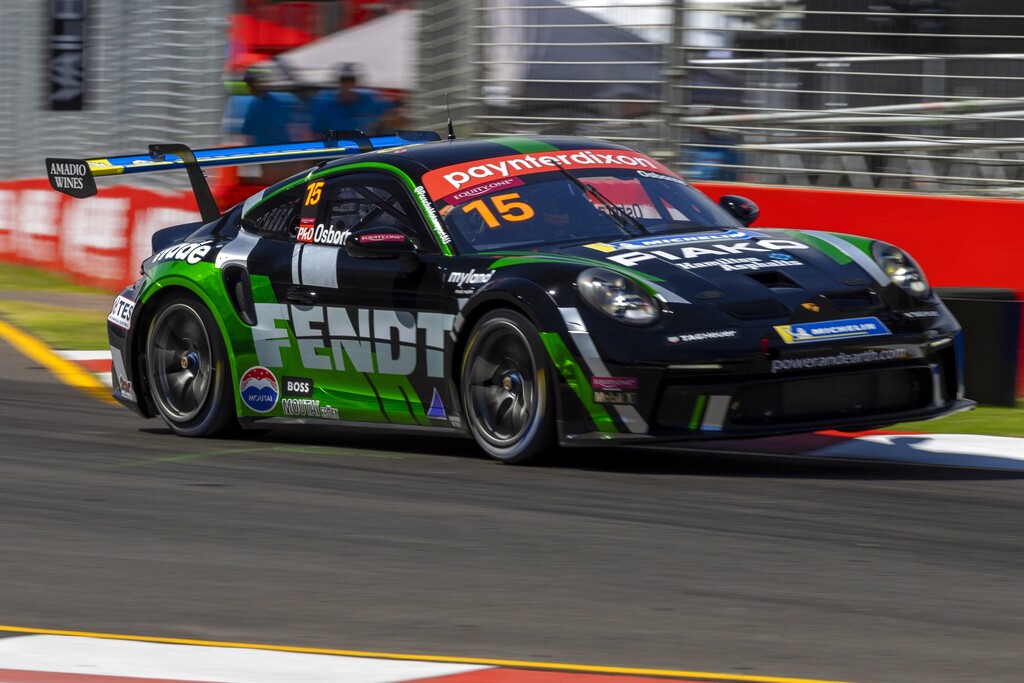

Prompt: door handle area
[{"left": 286, "top": 288, "right": 317, "bottom": 306}]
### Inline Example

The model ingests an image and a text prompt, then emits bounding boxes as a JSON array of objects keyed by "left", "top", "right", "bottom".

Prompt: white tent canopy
[{"left": 270, "top": 10, "right": 418, "bottom": 91}]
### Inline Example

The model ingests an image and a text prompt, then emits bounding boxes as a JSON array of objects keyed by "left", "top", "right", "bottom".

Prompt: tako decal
[
  {"left": 108, "top": 295, "right": 135, "bottom": 330},
  {"left": 774, "top": 316, "right": 891, "bottom": 344},
  {"left": 770, "top": 348, "right": 910, "bottom": 373},
  {"left": 422, "top": 149, "right": 673, "bottom": 199},
  {"left": 252, "top": 303, "right": 455, "bottom": 377},
  {"left": 151, "top": 240, "right": 213, "bottom": 265},
  {"left": 605, "top": 239, "right": 809, "bottom": 268},
  {"left": 239, "top": 366, "right": 280, "bottom": 413}
]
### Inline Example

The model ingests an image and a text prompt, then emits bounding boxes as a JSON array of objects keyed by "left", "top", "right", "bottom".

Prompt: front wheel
[
  {"left": 145, "top": 294, "right": 236, "bottom": 437},
  {"left": 460, "top": 310, "right": 555, "bottom": 464}
]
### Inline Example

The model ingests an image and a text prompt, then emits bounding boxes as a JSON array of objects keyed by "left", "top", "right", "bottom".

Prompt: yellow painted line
[
  {"left": 0, "top": 319, "right": 115, "bottom": 404},
  {"left": 0, "top": 625, "right": 864, "bottom": 683}
]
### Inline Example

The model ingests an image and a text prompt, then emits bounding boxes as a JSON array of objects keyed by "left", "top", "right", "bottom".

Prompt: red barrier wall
[{"left": 0, "top": 179, "right": 199, "bottom": 291}]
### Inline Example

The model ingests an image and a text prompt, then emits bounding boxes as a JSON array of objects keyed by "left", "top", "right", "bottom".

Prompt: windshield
[{"left": 422, "top": 153, "right": 741, "bottom": 252}]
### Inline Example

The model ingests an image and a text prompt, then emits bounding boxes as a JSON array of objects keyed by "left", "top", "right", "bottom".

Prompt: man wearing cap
[{"left": 309, "top": 63, "right": 387, "bottom": 136}]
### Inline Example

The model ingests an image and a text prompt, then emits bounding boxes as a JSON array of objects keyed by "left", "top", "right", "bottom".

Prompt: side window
[
  {"left": 243, "top": 191, "right": 302, "bottom": 241},
  {"left": 318, "top": 173, "right": 437, "bottom": 252}
]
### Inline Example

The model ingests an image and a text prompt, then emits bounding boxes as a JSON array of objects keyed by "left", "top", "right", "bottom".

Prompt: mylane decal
[
  {"left": 252, "top": 303, "right": 454, "bottom": 377},
  {"left": 239, "top": 366, "right": 280, "bottom": 413},
  {"left": 606, "top": 239, "right": 808, "bottom": 268},
  {"left": 770, "top": 348, "right": 909, "bottom": 373},
  {"left": 447, "top": 269, "right": 494, "bottom": 289},
  {"left": 108, "top": 295, "right": 135, "bottom": 330},
  {"left": 774, "top": 316, "right": 891, "bottom": 344},
  {"left": 422, "top": 149, "right": 673, "bottom": 199}
]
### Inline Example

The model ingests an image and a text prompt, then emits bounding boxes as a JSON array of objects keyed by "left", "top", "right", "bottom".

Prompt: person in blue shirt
[
  {"left": 309, "top": 63, "right": 386, "bottom": 136},
  {"left": 241, "top": 69, "right": 299, "bottom": 146}
]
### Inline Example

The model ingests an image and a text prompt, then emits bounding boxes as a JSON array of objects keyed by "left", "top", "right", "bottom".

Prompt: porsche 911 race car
[{"left": 47, "top": 131, "right": 974, "bottom": 463}]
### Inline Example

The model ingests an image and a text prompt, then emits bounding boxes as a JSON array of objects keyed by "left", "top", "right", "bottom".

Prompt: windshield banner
[{"left": 422, "top": 149, "right": 676, "bottom": 200}]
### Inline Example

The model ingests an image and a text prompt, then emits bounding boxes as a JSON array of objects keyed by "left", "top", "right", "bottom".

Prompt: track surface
[{"left": 2, "top": 340, "right": 1024, "bottom": 683}]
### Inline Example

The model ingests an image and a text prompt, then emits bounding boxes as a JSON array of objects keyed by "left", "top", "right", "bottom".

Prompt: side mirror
[
  {"left": 345, "top": 226, "right": 419, "bottom": 271},
  {"left": 719, "top": 195, "right": 759, "bottom": 226}
]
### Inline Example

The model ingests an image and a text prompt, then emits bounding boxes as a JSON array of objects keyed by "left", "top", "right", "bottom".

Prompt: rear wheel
[
  {"left": 460, "top": 310, "right": 555, "bottom": 464},
  {"left": 145, "top": 294, "right": 235, "bottom": 437}
]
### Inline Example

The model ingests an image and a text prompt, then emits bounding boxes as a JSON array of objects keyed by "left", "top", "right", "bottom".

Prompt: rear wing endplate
[{"left": 45, "top": 130, "right": 440, "bottom": 223}]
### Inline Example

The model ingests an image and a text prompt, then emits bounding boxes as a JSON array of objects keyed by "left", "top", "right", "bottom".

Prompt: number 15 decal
[
  {"left": 462, "top": 192, "right": 535, "bottom": 228},
  {"left": 305, "top": 181, "right": 325, "bottom": 206}
]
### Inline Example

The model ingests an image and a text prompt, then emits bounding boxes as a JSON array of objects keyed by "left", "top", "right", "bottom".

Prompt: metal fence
[
  {"left": 415, "top": 0, "right": 1024, "bottom": 197},
  {"left": 4, "top": 2, "right": 1024, "bottom": 198},
  {"left": 0, "top": 1, "right": 231, "bottom": 188}
]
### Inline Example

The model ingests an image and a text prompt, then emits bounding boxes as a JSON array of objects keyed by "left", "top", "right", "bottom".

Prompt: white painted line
[
  {"left": 56, "top": 350, "right": 112, "bottom": 361},
  {"left": 0, "top": 636, "right": 490, "bottom": 683},
  {"left": 807, "top": 433, "right": 1024, "bottom": 469}
]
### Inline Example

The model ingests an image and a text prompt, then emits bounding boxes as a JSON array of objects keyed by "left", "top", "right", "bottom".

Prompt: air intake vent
[
  {"left": 222, "top": 265, "right": 256, "bottom": 325},
  {"left": 747, "top": 270, "right": 800, "bottom": 289},
  {"left": 822, "top": 289, "right": 878, "bottom": 311}
]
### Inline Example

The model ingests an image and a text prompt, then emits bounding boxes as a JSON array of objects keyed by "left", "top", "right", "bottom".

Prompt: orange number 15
[{"left": 461, "top": 192, "right": 535, "bottom": 228}]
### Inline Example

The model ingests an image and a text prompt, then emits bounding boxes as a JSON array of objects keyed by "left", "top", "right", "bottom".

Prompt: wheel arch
[{"left": 129, "top": 279, "right": 241, "bottom": 417}]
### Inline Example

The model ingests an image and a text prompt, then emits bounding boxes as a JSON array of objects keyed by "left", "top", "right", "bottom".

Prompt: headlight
[
  {"left": 576, "top": 267, "right": 660, "bottom": 325},
  {"left": 872, "top": 242, "right": 930, "bottom": 298}
]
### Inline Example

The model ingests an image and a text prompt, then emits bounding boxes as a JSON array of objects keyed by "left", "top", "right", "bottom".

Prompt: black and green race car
[{"left": 48, "top": 132, "right": 973, "bottom": 463}]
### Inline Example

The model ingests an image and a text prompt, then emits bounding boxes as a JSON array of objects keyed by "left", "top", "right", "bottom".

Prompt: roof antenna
[{"left": 445, "top": 93, "right": 456, "bottom": 141}]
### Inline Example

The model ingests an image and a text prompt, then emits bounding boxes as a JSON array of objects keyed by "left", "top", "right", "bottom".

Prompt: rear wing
[{"left": 45, "top": 130, "right": 440, "bottom": 223}]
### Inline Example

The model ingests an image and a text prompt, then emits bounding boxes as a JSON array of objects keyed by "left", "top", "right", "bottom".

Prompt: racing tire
[
  {"left": 460, "top": 310, "right": 555, "bottom": 464},
  {"left": 145, "top": 294, "right": 236, "bottom": 437}
]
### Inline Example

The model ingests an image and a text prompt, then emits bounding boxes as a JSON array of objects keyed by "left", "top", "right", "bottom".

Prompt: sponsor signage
[
  {"left": 422, "top": 149, "right": 674, "bottom": 199},
  {"left": 774, "top": 316, "right": 891, "bottom": 344},
  {"left": 770, "top": 348, "right": 910, "bottom": 373},
  {"left": 239, "top": 366, "right": 279, "bottom": 413},
  {"left": 282, "top": 376, "right": 314, "bottom": 397},
  {"left": 609, "top": 230, "right": 751, "bottom": 250},
  {"left": 108, "top": 295, "right": 134, "bottom": 330},
  {"left": 591, "top": 376, "right": 639, "bottom": 405},
  {"left": 49, "top": 0, "right": 86, "bottom": 111}
]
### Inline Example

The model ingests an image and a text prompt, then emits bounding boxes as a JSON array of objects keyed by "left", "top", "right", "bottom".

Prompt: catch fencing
[{"left": 416, "top": 0, "right": 1024, "bottom": 197}]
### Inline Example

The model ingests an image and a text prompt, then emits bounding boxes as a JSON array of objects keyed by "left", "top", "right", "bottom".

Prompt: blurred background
[{"left": 3, "top": 0, "right": 1024, "bottom": 196}]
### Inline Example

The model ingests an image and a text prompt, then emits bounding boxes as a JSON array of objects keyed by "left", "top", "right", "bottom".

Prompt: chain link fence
[
  {"left": 416, "top": 0, "right": 1024, "bottom": 197},
  {"left": 4, "top": 2, "right": 1024, "bottom": 197},
  {"left": 0, "top": 1, "right": 231, "bottom": 189}
]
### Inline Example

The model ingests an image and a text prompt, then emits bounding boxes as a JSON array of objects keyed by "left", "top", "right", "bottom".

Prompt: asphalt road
[{"left": 2, "top": 339, "right": 1023, "bottom": 683}]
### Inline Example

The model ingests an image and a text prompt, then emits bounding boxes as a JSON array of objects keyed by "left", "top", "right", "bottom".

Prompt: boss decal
[
  {"left": 252, "top": 303, "right": 455, "bottom": 377},
  {"left": 282, "top": 376, "right": 314, "bottom": 397}
]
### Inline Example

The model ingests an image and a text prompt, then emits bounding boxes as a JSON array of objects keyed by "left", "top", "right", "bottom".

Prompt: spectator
[
  {"left": 241, "top": 68, "right": 297, "bottom": 146},
  {"left": 309, "top": 63, "right": 387, "bottom": 136},
  {"left": 372, "top": 97, "right": 412, "bottom": 136}
]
